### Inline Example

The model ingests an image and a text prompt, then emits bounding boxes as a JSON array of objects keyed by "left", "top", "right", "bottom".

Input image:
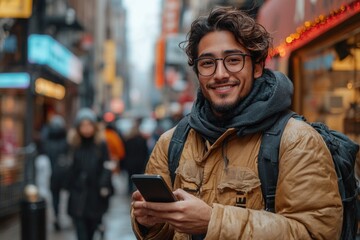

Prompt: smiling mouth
[
  {"left": 208, "top": 82, "right": 240, "bottom": 93},
  {"left": 213, "top": 85, "right": 233, "bottom": 90},
  {"left": 207, "top": 80, "right": 240, "bottom": 90}
]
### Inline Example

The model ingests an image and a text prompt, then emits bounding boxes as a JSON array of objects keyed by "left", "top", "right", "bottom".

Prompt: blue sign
[
  {"left": 0, "top": 72, "right": 30, "bottom": 88},
  {"left": 28, "top": 34, "right": 83, "bottom": 84},
  {"left": 304, "top": 53, "right": 334, "bottom": 71}
]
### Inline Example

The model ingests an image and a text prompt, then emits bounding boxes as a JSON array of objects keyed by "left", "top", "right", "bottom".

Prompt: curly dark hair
[{"left": 181, "top": 6, "right": 272, "bottom": 74}]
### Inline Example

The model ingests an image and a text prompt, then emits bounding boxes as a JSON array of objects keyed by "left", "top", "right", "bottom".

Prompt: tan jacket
[{"left": 131, "top": 118, "right": 343, "bottom": 239}]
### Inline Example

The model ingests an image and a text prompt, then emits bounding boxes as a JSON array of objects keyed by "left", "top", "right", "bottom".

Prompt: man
[{"left": 131, "top": 6, "right": 342, "bottom": 239}]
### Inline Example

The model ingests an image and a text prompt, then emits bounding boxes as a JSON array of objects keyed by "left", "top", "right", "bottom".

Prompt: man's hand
[
  {"left": 100, "top": 187, "right": 110, "bottom": 197},
  {"left": 132, "top": 190, "right": 158, "bottom": 228},
  {"left": 132, "top": 188, "right": 212, "bottom": 235}
]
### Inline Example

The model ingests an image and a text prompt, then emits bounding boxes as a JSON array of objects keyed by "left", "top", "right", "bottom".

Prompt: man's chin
[{"left": 211, "top": 102, "right": 238, "bottom": 115}]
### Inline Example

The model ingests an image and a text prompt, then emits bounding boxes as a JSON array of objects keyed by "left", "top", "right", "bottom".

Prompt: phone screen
[{"left": 131, "top": 174, "right": 177, "bottom": 202}]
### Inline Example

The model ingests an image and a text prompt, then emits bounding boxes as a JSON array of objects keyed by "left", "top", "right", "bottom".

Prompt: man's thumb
[{"left": 173, "top": 188, "right": 192, "bottom": 201}]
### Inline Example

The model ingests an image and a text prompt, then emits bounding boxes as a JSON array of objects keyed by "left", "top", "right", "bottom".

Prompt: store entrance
[{"left": 293, "top": 31, "right": 360, "bottom": 145}]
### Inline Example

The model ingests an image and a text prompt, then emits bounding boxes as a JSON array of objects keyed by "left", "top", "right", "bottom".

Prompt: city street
[
  {"left": 0, "top": 155, "right": 137, "bottom": 240},
  {"left": 2, "top": 0, "right": 360, "bottom": 239}
]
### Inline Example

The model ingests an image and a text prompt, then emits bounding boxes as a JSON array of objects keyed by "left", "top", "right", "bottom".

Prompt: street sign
[
  {"left": 0, "top": 0, "right": 33, "bottom": 18},
  {"left": 0, "top": 72, "right": 30, "bottom": 88},
  {"left": 28, "top": 34, "right": 83, "bottom": 84}
]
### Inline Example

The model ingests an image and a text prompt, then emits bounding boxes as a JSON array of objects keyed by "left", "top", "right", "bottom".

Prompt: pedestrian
[
  {"left": 123, "top": 118, "right": 149, "bottom": 195},
  {"left": 100, "top": 113, "right": 126, "bottom": 174},
  {"left": 131, "top": 6, "right": 342, "bottom": 240},
  {"left": 42, "top": 114, "right": 69, "bottom": 231},
  {"left": 66, "top": 108, "right": 113, "bottom": 240},
  {"left": 97, "top": 112, "right": 126, "bottom": 237}
]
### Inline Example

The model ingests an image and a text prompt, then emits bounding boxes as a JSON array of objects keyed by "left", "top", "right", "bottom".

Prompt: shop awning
[
  {"left": 257, "top": 0, "right": 359, "bottom": 56},
  {"left": 27, "top": 34, "right": 83, "bottom": 84}
]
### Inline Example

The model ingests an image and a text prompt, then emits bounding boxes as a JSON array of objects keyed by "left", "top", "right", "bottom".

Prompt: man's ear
[{"left": 253, "top": 62, "right": 264, "bottom": 78}]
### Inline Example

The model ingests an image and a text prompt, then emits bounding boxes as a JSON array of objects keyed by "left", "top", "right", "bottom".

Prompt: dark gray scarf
[{"left": 188, "top": 69, "right": 294, "bottom": 143}]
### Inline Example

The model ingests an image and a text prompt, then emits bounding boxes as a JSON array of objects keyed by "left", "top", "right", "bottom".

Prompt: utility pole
[
  {"left": 93, "top": 0, "right": 107, "bottom": 112},
  {"left": 24, "top": 0, "right": 45, "bottom": 184}
]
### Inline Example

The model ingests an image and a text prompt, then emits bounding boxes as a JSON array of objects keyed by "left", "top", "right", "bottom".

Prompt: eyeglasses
[{"left": 195, "top": 53, "right": 251, "bottom": 77}]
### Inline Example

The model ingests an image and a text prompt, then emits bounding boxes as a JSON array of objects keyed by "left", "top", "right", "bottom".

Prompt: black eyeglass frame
[{"left": 194, "top": 53, "right": 252, "bottom": 77}]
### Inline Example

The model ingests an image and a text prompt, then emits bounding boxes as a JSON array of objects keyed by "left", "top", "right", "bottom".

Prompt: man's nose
[{"left": 214, "top": 59, "right": 229, "bottom": 79}]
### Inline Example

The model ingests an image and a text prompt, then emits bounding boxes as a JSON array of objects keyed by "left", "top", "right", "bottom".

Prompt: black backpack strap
[
  {"left": 168, "top": 115, "right": 191, "bottom": 186},
  {"left": 258, "top": 110, "right": 296, "bottom": 212}
]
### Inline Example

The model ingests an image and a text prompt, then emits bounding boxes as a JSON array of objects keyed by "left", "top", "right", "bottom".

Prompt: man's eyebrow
[
  {"left": 197, "top": 52, "right": 214, "bottom": 58},
  {"left": 224, "top": 49, "right": 246, "bottom": 54},
  {"left": 198, "top": 49, "right": 246, "bottom": 58}
]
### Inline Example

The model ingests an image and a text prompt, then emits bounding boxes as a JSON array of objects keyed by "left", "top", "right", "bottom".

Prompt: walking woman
[{"left": 66, "top": 108, "right": 113, "bottom": 240}]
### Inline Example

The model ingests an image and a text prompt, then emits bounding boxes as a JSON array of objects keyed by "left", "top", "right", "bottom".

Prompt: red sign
[{"left": 162, "top": 0, "right": 182, "bottom": 35}]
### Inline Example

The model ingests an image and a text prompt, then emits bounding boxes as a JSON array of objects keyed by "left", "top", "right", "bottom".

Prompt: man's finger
[{"left": 173, "top": 188, "right": 195, "bottom": 201}]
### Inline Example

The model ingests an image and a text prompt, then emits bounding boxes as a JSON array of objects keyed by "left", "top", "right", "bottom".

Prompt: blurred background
[{"left": 0, "top": 0, "right": 359, "bottom": 239}]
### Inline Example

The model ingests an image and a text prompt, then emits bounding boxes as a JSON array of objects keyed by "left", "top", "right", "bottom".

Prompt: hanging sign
[
  {"left": 28, "top": 34, "right": 83, "bottom": 84},
  {"left": 0, "top": 0, "right": 33, "bottom": 18}
]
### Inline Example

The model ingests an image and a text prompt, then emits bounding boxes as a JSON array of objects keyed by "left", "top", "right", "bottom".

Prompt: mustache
[{"left": 206, "top": 79, "right": 240, "bottom": 88}]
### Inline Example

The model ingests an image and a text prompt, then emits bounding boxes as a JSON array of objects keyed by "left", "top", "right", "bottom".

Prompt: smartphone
[{"left": 131, "top": 174, "right": 177, "bottom": 202}]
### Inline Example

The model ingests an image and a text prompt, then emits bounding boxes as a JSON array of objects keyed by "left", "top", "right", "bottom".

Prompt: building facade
[{"left": 258, "top": 0, "right": 360, "bottom": 146}]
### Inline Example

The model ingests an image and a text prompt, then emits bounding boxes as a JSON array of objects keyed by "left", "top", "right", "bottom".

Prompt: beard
[
  {"left": 204, "top": 75, "right": 255, "bottom": 117},
  {"left": 210, "top": 96, "right": 243, "bottom": 116}
]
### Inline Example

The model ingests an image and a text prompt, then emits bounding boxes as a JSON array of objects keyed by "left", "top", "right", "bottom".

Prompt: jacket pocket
[
  {"left": 176, "top": 160, "right": 202, "bottom": 194},
  {"left": 216, "top": 167, "right": 262, "bottom": 208}
]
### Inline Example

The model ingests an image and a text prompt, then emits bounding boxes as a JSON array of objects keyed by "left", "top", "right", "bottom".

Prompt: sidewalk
[{"left": 0, "top": 155, "right": 137, "bottom": 240}]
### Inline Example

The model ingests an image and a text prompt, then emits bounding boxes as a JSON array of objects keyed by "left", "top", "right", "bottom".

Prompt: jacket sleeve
[
  {"left": 98, "top": 141, "right": 113, "bottom": 192},
  {"left": 106, "top": 129, "right": 126, "bottom": 161},
  {"left": 206, "top": 119, "right": 343, "bottom": 240},
  {"left": 131, "top": 129, "right": 176, "bottom": 240}
]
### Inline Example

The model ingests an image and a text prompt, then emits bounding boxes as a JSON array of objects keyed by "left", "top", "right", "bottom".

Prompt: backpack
[{"left": 168, "top": 110, "right": 360, "bottom": 240}]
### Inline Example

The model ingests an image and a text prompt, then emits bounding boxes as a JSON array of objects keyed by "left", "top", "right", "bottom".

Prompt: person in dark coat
[
  {"left": 123, "top": 118, "right": 149, "bottom": 195},
  {"left": 42, "top": 115, "right": 69, "bottom": 231},
  {"left": 66, "top": 108, "right": 113, "bottom": 240}
]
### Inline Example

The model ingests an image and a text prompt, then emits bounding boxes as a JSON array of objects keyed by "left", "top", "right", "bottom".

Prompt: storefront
[
  {"left": 0, "top": 33, "right": 82, "bottom": 217},
  {"left": 258, "top": 0, "right": 360, "bottom": 144},
  {"left": 27, "top": 33, "right": 82, "bottom": 138},
  {"left": 0, "top": 73, "right": 31, "bottom": 217}
]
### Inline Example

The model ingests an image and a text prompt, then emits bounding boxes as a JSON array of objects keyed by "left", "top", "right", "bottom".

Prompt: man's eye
[
  {"left": 199, "top": 59, "right": 214, "bottom": 67},
  {"left": 226, "top": 57, "right": 242, "bottom": 64}
]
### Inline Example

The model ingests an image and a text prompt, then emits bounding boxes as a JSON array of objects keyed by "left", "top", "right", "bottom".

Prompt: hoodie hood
[{"left": 188, "top": 69, "right": 294, "bottom": 143}]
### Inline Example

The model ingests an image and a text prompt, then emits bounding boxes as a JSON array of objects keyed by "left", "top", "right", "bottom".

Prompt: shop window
[
  {"left": 300, "top": 33, "right": 360, "bottom": 143},
  {"left": 0, "top": 94, "right": 25, "bottom": 187},
  {"left": 0, "top": 19, "right": 27, "bottom": 69}
]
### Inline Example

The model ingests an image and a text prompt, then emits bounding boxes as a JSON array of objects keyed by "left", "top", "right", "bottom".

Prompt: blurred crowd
[{"left": 34, "top": 107, "right": 179, "bottom": 240}]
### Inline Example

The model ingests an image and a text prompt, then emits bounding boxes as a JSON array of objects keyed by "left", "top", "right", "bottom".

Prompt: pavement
[{"left": 0, "top": 154, "right": 137, "bottom": 240}]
